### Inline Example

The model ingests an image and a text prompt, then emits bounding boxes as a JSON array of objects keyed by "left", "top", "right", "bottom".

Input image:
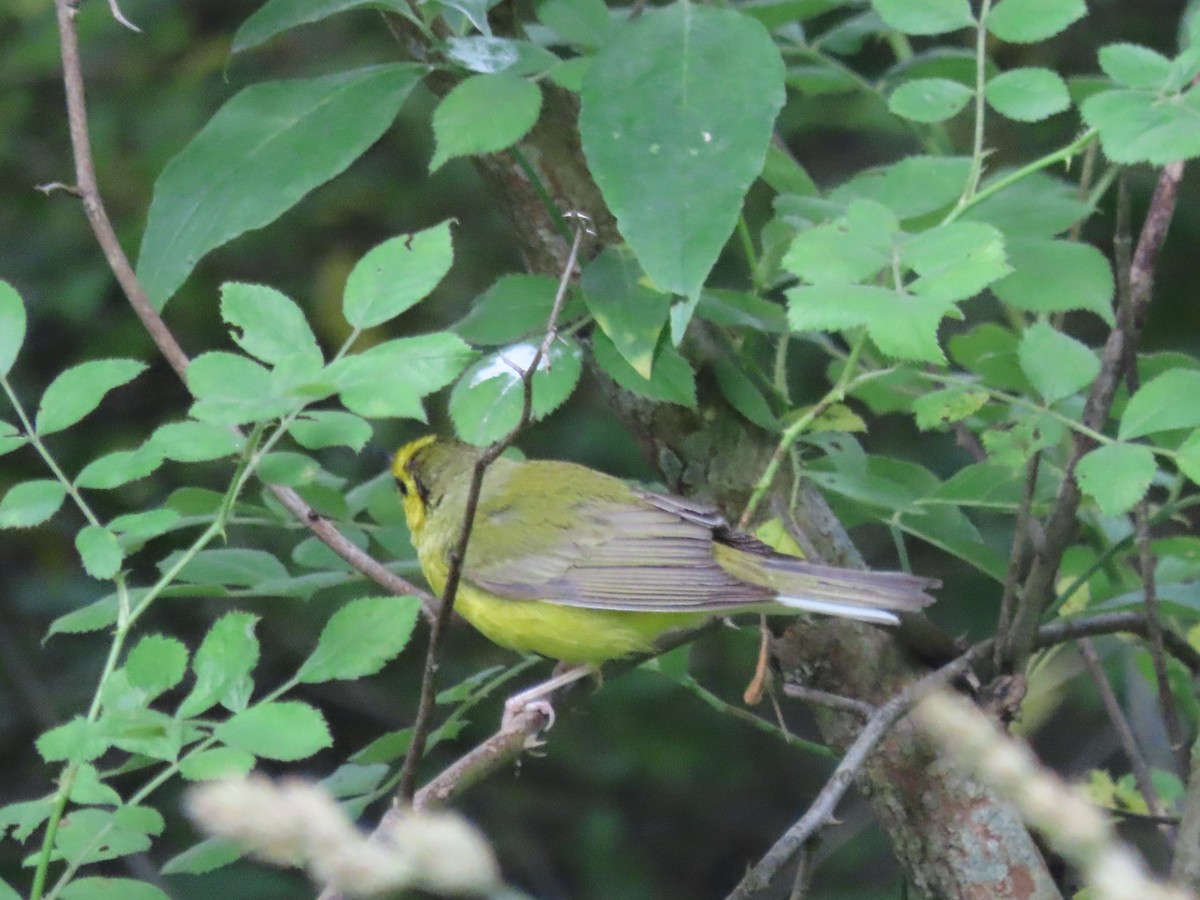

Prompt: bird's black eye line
[{"left": 395, "top": 476, "right": 409, "bottom": 497}]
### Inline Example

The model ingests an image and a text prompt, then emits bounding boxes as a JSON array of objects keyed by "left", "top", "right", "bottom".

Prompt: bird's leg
[{"left": 502, "top": 662, "right": 595, "bottom": 732}]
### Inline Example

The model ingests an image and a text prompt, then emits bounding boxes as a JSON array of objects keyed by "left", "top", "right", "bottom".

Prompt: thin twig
[
  {"left": 1076, "top": 637, "right": 1170, "bottom": 838},
  {"left": 781, "top": 684, "right": 876, "bottom": 718},
  {"left": 394, "top": 215, "right": 588, "bottom": 803},
  {"left": 1135, "top": 502, "right": 1189, "bottom": 777},
  {"left": 51, "top": 0, "right": 433, "bottom": 615},
  {"left": 994, "top": 452, "right": 1040, "bottom": 672},
  {"left": 1004, "top": 159, "right": 1186, "bottom": 670}
]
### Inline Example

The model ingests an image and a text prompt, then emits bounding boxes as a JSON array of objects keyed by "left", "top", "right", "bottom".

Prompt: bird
[{"left": 392, "top": 434, "right": 938, "bottom": 720}]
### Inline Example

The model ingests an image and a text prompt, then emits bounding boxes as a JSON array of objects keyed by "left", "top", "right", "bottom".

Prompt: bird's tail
[{"left": 715, "top": 542, "right": 938, "bottom": 626}]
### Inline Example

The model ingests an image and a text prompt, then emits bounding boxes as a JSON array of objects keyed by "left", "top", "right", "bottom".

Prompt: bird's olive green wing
[{"left": 457, "top": 461, "right": 773, "bottom": 612}]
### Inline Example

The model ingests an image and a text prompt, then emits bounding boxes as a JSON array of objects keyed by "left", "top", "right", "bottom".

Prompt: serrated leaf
[
  {"left": 1081, "top": 88, "right": 1200, "bottom": 166},
  {"left": 872, "top": 0, "right": 974, "bottom": 36},
  {"left": 430, "top": 74, "right": 542, "bottom": 171},
  {"left": 888, "top": 77, "right": 973, "bottom": 122},
  {"left": 948, "top": 323, "right": 1031, "bottom": 392},
  {"left": 76, "top": 526, "right": 123, "bottom": 580},
  {"left": 591, "top": 329, "right": 696, "bottom": 408},
  {"left": 297, "top": 596, "right": 421, "bottom": 683},
  {"left": 257, "top": 451, "right": 321, "bottom": 486},
  {"left": 0, "top": 480, "right": 67, "bottom": 528},
  {"left": 986, "top": 0, "right": 1085, "bottom": 43},
  {"left": 60, "top": 877, "right": 171, "bottom": 900},
  {"left": 35, "top": 359, "right": 146, "bottom": 436},
  {"left": 0, "top": 420, "right": 26, "bottom": 457},
  {"left": 136, "top": 65, "right": 424, "bottom": 308},
  {"left": 455, "top": 274, "right": 583, "bottom": 345},
  {"left": 178, "top": 747, "right": 256, "bottom": 781},
  {"left": 187, "top": 352, "right": 294, "bottom": 426},
  {"left": 109, "top": 509, "right": 181, "bottom": 544},
  {"left": 985, "top": 67, "right": 1070, "bottom": 121},
  {"left": 1120, "top": 369, "right": 1200, "bottom": 439},
  {"left": 1176, "top": 431, "right": 1200, "bottom": 485},
  {"left": 232, "top": 0, "right": 411, "bottom": 53},
  {"left": 1098, "top": 43, "right": 1174, "bottom": 90},
  {"left": 47, "top": 594, "right": 121, "bottom": 637},
  {"left": 75, "top": 446, "right": 165, "bottom": 490},
  {"left": 449, "top": 338, "right": 583, "bottom": 444},
  {"left": 178, "top": 612, "right": 261, "bottom": 719},
  {"left": 581, "top": 247, "right": 671, "bottom": 378},
  {"left": 1018, "top": 322, "right": 1100, "bottom": 403},
  {"left": 343, "top": 222, "right": 455, "bottom": 328},
  {"left": 167, "top": 548, "right": 289, "bottom": 586},
  {"left": 991, "top": 238, "right": 1115, "bottom": 324},
  {"left": 783, "top": 203, "right": 894, "bottom": 286},
  {"left": 289, "top": 411, "right": 373, "bottom": 451},
  {"left": 788, "top": 284, "right": 956, "bottom": 364},
  {"left": 579, "top": 3, "right": 785, "bottom": 299},
  {"left": 329, "top": 333, "right": 476, "bottom": 420},
  {"left": 125, "top": 634, "right": 188, "bottom": 700},
  {"left": 912, "top": 386, "right": 989, "bottom": 430},
  {"left": 220, "top": 283, "right": 323, "bottom": 367},
  {"left": 902, "top": 221, "right": 1010, "bottom": 302},
  {"left": 830, "top": 155, "right": 973, "bottom": 220},
  {"left": 215, "top": 701, "right": 332, "bottom": 761},
  {"left": 0, "top": 280, "right": 25, "bottom": 377},
  {"left": 161, "top": 837, "right": 243, "bottom": 875},
  {"left": 962, "top": 172, "right": 1093, "bottom": 237},
  {"left": 149, "top": 420, "right": 244, "bottom": 462},
  {"left": 1075, "top": 443, "right": 1157, "bottom": 516},
  {"left": 36, "top": 717, "right": 109, "bottom": 763},
  {"left": 54, "top": 806, "right": 163, "bottom": 866}
]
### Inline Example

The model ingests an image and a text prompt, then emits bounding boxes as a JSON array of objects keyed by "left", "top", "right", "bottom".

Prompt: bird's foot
[{"left": 500, "top": 663, "right": 595, "bottom": 736}]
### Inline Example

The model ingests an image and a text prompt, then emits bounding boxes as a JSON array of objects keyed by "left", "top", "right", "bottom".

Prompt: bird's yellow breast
[{"left": 416, "top": 545, "right": 703, "bottom": 665}]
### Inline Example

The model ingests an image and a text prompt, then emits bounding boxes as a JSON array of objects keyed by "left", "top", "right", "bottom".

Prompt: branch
[{"left": 51, "top": 0, "right": 432, "bottom": 614}]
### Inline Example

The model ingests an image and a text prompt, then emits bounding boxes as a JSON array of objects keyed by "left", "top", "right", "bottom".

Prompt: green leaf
[
  {"left": 788, "top": 284, "right": 956, "bottom": 364},
  {"left": 168, "top": 548, "right": 289, "bottom": 586},
  {"left": 187, "top": 352, "right": 294, "bottom": 426},
  {"left": 36, "top": 717, "right": 110, "bottom": 763},
  {"left": 581, "top": 247, "right": 671, "bottom": 378},
  {"left": 54, "top": 806, "right": 163, "bottom": 866},
  {"left": 290, "top": 411, "right": 373, "bottom": 452},
  {"left": 68, "top": 764, "right": 122, "bottom": 806},
  {"left": 178, "top": 747, "right": 257, "bottom": 781},
  {"left": 0, "top": 799, "right": 53, "bottom": 843},
  {"left": 329, "top": 333, "right": 476, "bottom": 420},
  {"left": 871, "top": 0, "right": 974, "bottom": 35},
  {"left": 1075, "top": 443, "right": 1157, "bottom": 516},
  {"left": 136, "top": 65, "right": 424, "bottom": 308},
  {"left": 178, "top": 612, "right": 261, "bottom": 719},
  {"left": 76, "top": 526, "right": 123, "bottom": 580},
  {"left": 1176, "top": 431, "right": 1200, "bottom": 485},
  {"left": 258, "top": 451, "right": 321, "bottom": 486},
  {"left": 161, "top": 837, "right": 243, "bottom": 875},
  {"left": 125, "top": 634, "right": 188, "bottom": 701},
  {"left": 713, "top": 358, "right": 778, "bottom": 430},
  {"left": 1119, "top": 369, "right": 1200, "bottom": 439},
  {"left": 449, "top": 338, "right": 584, "bottom": 444},
  {"left": 75, "top": 446, "right": 164, "bottom": 490},
  {"left": 0, "top": 280, "right": 25, "bottom": 377},
  {"left": 783, "top": 201, "right": 895, "bottom": 286},
  {"left": 342, "top": 222, "right": 455, "bottom": 328},
  {"left": 430, "top": 74, "right": 542, "bottom": 171},
  {"left": 991, "top": 238, "right": 1115, "bottom": 324},
  {"left": 1098, "top": 43, "right": 1174, "bottom": 89},
  {"left": 537, "top": 0, "right": 612, "bottom": 49},
  {"left": 830, "top": 155, "right": 972, "bottom": 219},
  {"left": 60, "top": 877, "right": 171, "bottom": 900},
  {"left": 888, "top": 78, "right": 973, "bottom": 122},
  {"left": 297, "top": 596, "right": 422, "bottom": 683},
  {"left": 902, "top": 221, "right": 1010, "bottom": 302},
  {"left": 579, "top": 3, "right": 785, "bottom": 299},
  {"left": 912, "top": 386, "right": 989, "bottom": 430},
  {"left": 456, "top": 274, "right": 583, "bottom": 345},
  {"left": 921, "top": 463, "right": 1031, "bottom": 510},
  {"left": 215, "top": 701, "right": 332, "bottom": 761},
  {"left": 0, "top": 420, "right": 26, "bottom": 457},
  {"left": 0, "top": 480, "right": 67, "bottom": 528},
  {"left": 47, "top": 594, "right": 121, "bottom": 637},
  {"left": 233, "top": 0, "right": 411, "bottom": 53},
  {"left": 986, "top": 0, "right": 1085, "bottom": 43},
  {"left": 445, "top": 36, "right": 520, "bottom": 74},
  {"left": 695, "top": 290, "right": 788, "bottom": 332},
  {"left": 109, "top": 509, "right": 181, "bottom": 544},
  {"left": 591, "top": 329, "right": 697, "bottom": 408},
  {"left": 149, "top": 420, "right": 244, "bottom": 462},
  {"left": 1018, "top": 322, "right": 1100, "bottom": 404},
  {"left": 35, "top": 359, "right": 146, "bottom": 436},
  {"left": 962, "top": 172, "right": 1092, "bottom": 237},
  {"left": 985, "top": 68, "right": 1070, "bottom": 121},
  {"left": 947, "top": 323, "right": 1031, "bottom": 392},
  {"left": 220, "top": 283, "right": 323, "bottom": 367},
  {"left": 1081, "top": 88, "right": 1200, "bottom": 165}
]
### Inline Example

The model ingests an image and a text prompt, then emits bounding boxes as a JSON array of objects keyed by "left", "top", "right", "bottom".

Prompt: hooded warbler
[{"left": 392, "top": 435, "right": 937, "bottom": 667}]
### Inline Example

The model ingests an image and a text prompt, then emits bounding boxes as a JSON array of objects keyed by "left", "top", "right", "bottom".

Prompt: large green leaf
[
  {"left": 136, "top": 65, "right": 424, "bottom": 308},
  {"left": 0, "top": 280, "right": 25, "bottom": 378},
  {"left": 233, "top": 0, "right": 412, "bottom": 54},
  {"left": 579, "top": 2, "right": 784, "bottom": 301}
]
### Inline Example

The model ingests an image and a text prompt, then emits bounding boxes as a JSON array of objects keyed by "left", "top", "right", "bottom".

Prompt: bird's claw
[{"left": 503, "top": 696, "right": 556, "bottom": 736}]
